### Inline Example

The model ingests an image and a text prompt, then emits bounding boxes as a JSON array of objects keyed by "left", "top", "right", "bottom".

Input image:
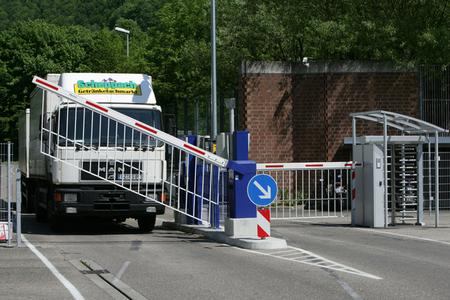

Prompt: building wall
[{"left": 239, "top": 61, "right": 419, "bottom": 163}]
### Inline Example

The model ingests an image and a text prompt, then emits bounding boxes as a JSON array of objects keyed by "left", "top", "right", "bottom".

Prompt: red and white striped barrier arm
[
  {"left": 32, "top": 76, "right": 228, "bottom": 168},
  {"left": 257, "top": 161, "right": 362, "bottom": 171}
]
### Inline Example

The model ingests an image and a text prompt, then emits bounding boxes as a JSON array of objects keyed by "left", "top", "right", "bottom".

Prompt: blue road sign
[{"left": 247, "top": 174, "right": 278, "bottom": 207}]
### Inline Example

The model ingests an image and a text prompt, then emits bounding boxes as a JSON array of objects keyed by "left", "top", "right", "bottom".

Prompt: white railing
[{"left": 257, "top": 162, "right": 352, "bottom": 219}]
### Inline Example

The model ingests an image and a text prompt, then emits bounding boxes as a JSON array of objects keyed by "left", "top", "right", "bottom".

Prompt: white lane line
[
  {"left": 21, "top": 234, "right": 85, "bottom": 300},
  {"left": 237, "top": 245, "right": 382, "bottom": 280},
  {"left": 113, "top": 261, "right": 130, "bottom": 284},
  {"left": 331, "top": 272, "right": 363, "bottom": 300},
  {"left": 353, "top": 227, "right": 450, "bottom": 246}
]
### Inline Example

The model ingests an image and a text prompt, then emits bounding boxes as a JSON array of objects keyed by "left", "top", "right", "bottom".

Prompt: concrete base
[
  {"left": 162, "top": 222, "right": 287, "bottom": 250},
  {"left": 225, "top": 218, "right": 258, "bottom": 238},
  {"left": 174, "top": 211, "right": 187, "bottom": 224}
]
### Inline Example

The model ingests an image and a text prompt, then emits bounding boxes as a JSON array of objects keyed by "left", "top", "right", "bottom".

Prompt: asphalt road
[{"left": 2, "top": 214, "right": 450, "bottom": 299}]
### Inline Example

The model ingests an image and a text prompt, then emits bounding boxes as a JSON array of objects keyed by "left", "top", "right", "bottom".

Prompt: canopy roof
[{"left": 350, "top": 110, "right": 448, "bottom": 134}]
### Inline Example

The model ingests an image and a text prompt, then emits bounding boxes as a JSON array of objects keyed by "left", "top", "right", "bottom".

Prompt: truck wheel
[{"left": 137, "top": 214, "right": 156, "bottom": 232}]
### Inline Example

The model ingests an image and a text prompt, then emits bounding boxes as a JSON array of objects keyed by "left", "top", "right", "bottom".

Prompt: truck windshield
[{"left": 56, "top": 107, "right": 162, "bottom": 147}]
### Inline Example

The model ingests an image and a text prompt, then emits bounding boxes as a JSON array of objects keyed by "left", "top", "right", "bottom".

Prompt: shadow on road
[
  {"left": 21, "top": 213, "right": 157, "bottom": 235},
  {"left": 20, "top": 213, "right": 220, "bottom": 246}
]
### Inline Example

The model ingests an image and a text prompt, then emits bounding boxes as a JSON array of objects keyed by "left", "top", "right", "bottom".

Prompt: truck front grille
[{"left": 93, "top": 203, "right": 130, "bottom": 210}]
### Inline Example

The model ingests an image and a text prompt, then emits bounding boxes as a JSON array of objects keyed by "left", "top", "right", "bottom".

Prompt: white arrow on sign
[{"left": 253, "top": 180, "right": 271, "bottom": 199}]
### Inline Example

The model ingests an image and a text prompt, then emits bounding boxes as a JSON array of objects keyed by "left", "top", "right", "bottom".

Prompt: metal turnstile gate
[{"left": 388, "top": 144, "right": 420, "bottom": 224}]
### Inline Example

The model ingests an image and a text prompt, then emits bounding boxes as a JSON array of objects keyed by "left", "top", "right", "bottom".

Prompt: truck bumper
[{"left": 52, "top": 185, "right": 165, "bottom": 218}]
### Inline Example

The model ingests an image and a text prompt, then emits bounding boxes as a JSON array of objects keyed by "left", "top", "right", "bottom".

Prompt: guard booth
[{"left": 350, "top": 111, "right": 447, "bottom": 228}]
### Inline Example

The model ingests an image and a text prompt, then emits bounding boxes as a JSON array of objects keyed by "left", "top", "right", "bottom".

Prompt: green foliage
[
  {"left": 0, "top": 20, "right": 96, "bottom": 140},
  {"left": 0, "top": 0, "right": 450, "bottom": 141}
]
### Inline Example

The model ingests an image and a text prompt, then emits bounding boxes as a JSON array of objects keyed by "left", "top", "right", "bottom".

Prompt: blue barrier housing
[{"left": 227, "top": 131, "right": 257, "bottom": 218}]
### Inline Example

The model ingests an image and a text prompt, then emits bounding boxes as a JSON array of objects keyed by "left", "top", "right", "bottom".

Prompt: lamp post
[
  {"left": 210, "top": 0, "right": 217, "bottom": 140},
  {"left": 114, "top": 26, "right": 130, "bottom": 57}
]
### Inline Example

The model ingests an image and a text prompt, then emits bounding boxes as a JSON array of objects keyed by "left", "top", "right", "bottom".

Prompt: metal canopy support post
[
  {"left": 416, "top": 144, "right": 424, "bottom": 225},
  {"left": 428, "top": 135, "right": 432, "bottom": 217},
  {"left": 383, "top": 115, "right": 388, "bottom": 228},
  {"left": 351, "top": 117, "right": 356, "bottom": 226},
  {"left": 435, "top": 131, "right": 439, "bottom": 227}
]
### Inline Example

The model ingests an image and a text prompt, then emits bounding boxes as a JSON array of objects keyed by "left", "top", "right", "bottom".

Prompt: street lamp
[
  {"left": 211, "top": 0, "right": 217, "bottom": 140},
  {"left": 114, "top": 26, "right": 130, "bottom": 57}
]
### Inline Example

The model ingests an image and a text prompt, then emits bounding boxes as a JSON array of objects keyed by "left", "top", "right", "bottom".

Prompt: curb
[{"left": 162, "top": 222, "right": 287, "bottom": 250}]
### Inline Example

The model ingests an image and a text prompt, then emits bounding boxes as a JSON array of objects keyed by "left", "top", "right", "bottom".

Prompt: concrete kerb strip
[{"left": 162, "top": 222, "right": 287, "bottom": 250}]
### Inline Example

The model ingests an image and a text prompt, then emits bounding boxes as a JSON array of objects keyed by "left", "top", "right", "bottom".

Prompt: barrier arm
[{"left": 32, "top": 76, "right": 228, "bottom": 169}]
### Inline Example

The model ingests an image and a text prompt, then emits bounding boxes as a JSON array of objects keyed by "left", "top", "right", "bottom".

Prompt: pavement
[{"left": 2, "top": 212, "right": 450, "bottom": 299}]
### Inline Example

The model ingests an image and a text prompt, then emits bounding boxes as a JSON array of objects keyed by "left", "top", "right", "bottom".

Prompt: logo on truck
[{"left": 74, "top": 78, "right": 142, "bottom": 95}]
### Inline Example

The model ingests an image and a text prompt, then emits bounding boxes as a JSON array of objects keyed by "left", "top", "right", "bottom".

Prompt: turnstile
[{"left": 352, "top": 136, "right": 425, "bottom": 228}]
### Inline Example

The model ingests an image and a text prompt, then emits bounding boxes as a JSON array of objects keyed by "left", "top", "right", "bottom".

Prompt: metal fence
[
  {"left": 420, "top": 65, "right": 450, "bottom": 135},
  {"left": 257, "top": 162, "right": 352, "bottom": 219},
  {"left": 0, "top": 142, "right": 19, "bottom": 246},
  {"left": 424, "top": 150, "right": 450, "bottom": 210}
]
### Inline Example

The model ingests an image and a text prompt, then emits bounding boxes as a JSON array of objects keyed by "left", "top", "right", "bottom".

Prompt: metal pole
[
  {"left": 383, "top": 115, "right": 388, "bottom": 228},
  {"left": 416, "top": 144, "right": 424, "bottom": 225},
  {"left": 16, "top": 169, "right": 21, "bottom": 247},
  {"left": 229, "top": 107, "right": 235, "bottom": 133},
  {"left": 26, "top": 108, "right": 30, "bottom": 178},
  {"left": 7, "top": 142, "right": 11, "bottom": 246},
  {"left": 210, "top": 0, "right": 217, "bottom": 140},
  {"left": 435, "top": 131, "right": 439, "bottom": 227},
  {"left": 126, "top": 33, "right": 129, "bottom": 57},
  {"left": 428, "top": 135, "right": 432, "bottom": 217},
  {"left": 351, "top": 117, "right": 356, "bottom": 226}
]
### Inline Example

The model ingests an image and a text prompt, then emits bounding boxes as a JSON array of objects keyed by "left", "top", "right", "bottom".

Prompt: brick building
[{"left": 238, "top": 61, "right": 419, "bottom": 163}]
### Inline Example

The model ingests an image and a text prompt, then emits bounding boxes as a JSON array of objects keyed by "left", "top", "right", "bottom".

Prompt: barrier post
[
  {"left": 225, "top": 131, "right": 257, "bottom": 238},
  {"left": 16, "top": 169, "right": 22, "bottom": 247},
  {"left": 186, "top": 135, "right": 201, "bottom": 225}
]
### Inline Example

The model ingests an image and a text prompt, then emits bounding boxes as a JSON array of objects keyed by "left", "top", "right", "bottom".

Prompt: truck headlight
[{"left": 64, "top": 193, "right": 78, "bottom": 203}]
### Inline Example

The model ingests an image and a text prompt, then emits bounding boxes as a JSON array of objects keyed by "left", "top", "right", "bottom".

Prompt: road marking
[
  {"left": 327, "top": 270, "right": 363, "bottom": 300},
  {"left": 113, "top": 261, "right": 130, "bottom": 283},
  {"left": 353, "top": 227, "right": 450, "bottom": 246},
  {"left": 21, "top": 235, "right": 85, "bottom": 300},
  {"left": 237, "top": 245, "right": 382, "bottom": 280}
]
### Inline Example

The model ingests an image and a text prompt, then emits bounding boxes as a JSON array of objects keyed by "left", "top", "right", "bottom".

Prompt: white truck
[{"left": 18, "top": 73, "right": 166, "bottom": 231}]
